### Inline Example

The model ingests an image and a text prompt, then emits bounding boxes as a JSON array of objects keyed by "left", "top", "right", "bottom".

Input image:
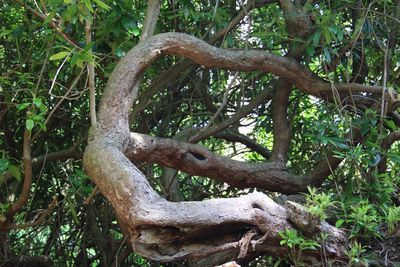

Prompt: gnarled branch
[{"left": 83, "top": 32, "right": 354, "bottom": 264}]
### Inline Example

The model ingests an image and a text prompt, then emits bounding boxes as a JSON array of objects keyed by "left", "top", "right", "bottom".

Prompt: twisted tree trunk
[{"left": 81, "top": 32, "right": 381, "bottom": 265}]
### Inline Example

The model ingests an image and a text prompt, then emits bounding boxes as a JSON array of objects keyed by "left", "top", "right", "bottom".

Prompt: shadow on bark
[{"left": 81, "top": 32, "right": 366, "bottom": 265}]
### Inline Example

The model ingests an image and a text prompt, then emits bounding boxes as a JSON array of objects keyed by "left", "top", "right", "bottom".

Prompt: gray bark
[{"left": 82, "top": 32, "right": 389, "bottom": 264}]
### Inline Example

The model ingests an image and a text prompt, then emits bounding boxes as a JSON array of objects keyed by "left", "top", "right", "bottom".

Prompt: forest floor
[{"left": 372, "top": 228, "right": 400, "bottom": 266}]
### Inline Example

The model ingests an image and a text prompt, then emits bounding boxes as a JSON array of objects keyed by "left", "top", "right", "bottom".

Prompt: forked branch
[{"left": 84, "top": 32, "right": 388, "bottom": 264}]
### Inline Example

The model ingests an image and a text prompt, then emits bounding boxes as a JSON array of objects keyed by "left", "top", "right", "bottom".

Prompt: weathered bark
[
  {"left": 139, "top": 0, "right": 161, "bottom": 42},
  {"left": 270, "top": 80, "right": 292, "bottom": 163},
  {"left": 127, "top": 132, "right": 305, "bottom": 193},
  {"left": 82, "top": 32, "right": 390, "bottom": 264},
  {"left": 161, "top": 127, "right": 271, "bottom": 202}
]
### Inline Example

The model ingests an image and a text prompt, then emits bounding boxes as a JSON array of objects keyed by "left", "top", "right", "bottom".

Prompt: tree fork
[{"left": 82, "top": 32, "right": 387, "bottom": 264}]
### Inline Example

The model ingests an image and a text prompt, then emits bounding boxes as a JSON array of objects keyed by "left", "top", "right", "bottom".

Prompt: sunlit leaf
[
  {"left": 0, "top": 159, "right": 9, "bottom": 174},
  {"left": 50, "top": 51, "right": 70, "bottom": 61},
  {"left": 33, "top": 98, "right": 42, "bottom": 108},
  {"left": 26, "top": 119, "right": 34, "bottom": 131},
  {"left": 16, "top": 103, "right": 30, "bottom": 111},
  {"left": 93, "top": 0, "right": 110, "bottom": 10},
  {"left": 82, "top": 0, "right": 94, "bottom": 12}
]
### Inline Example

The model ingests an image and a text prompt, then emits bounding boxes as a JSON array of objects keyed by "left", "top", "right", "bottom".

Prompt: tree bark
[{"left": 82, "top": 32, "right": 391, "bottom": 264}]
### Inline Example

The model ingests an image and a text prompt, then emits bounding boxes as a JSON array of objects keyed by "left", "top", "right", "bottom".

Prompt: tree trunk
[{"left": 81, "top": 32, "right": 387, "bottom": 265}]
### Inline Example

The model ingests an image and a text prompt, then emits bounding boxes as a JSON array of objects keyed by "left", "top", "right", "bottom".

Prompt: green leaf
[
  {"left": 43, "top": 11, "right": 56, "bottom": 24},
  {"left": 354, "top": 17, "right": 364, "bottom": 35},
  {"left": 323, "top": 27, "right": 332, "bottom": 44},
  {"left": 337, "top": 29, "right": 344, "bottom": 41},
  {"left": 131, "top": 28, "right": 140, "bottom": 36},
  {"left": 385, "top": 120, "right": 397, "bottom": 131},
  {"left": 8, "top": 164, "right": 21, "bottom": 181},
  {"left": 92, "top": 0, "right": 110, "bottom": 10},
  {"left": 323, "top": 47, "right": 331, "bottom": 64},
  {"left": 388, "top": 152, "right": 400, "bottom": 163},
  {"left": 312, "top": 30, "right": 321, "bottom": 45},
  {"left": 121, "top": 16, "right": 138, "bottom": 34},
  {"left": 26, "top": 119, "right": 34, "bottom": 131},
  {"left": 306, "top": 46, "right": 315, "bottom": 57},
  {"left": 48, "top": 0, "right": 62, "bottom": 7},
  {"left": 33, "top": 98, "right": 42, "bottom": 108},
  {"left": 82, "top": 0, "right": 94, "bottom": 12},
  {"left": 115, "top": 47, "right": 125, "bottom": 58},
  {"left": 70, "top": 53, "right": 79, "bottom": 67},
  {"left": 50, "top": 51, "right": 70, "bottom": 61},
  {"left": 0, "top": 29, "right": 12, "bottom": 38},
  {"left": 39, "top": 103, "right": 47, "bottom": 113},
  {"left": 0, "top": 159, "right": 9, "bottom": 174},
  {"left": 75, "top": 169, "right": 90, "bottom": 179},
  {"left": 32, "top": 114, "right": 44, "bottom": 122},
  {"left": 335, "top": 219, "right": 345, "bottom": 228},
  {"left": 16, "top": 103, "right": 30, "bottom": 111}
]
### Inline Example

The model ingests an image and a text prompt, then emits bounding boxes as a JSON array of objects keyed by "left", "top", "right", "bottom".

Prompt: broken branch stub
[{"left": 83, "top": 32, "right": 348, "bottom": 265}]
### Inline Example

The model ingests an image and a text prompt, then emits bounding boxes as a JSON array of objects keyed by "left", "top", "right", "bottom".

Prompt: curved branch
[
  {"left": 131, "top": 0, "right": 294, "bottom": 118},
  {"left": 99, "top": 32, "right": 386, "bottom": 132},
  {"left": 84, "top": 32, "right": 353, "bottom": 264},
  {"left": 214, "top": 130, "right": 271, "bottom": 159},
  {"left": 84, "top": 143, "right": 346, "bottom": 263},
  {"left": 5, "top": 129, "right": 32, "bottom": 221},
  {"left": 126, "top": 132, "right": 303, "bottom": 193}
]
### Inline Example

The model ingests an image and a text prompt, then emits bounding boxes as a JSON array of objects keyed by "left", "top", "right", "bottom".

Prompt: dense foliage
[{"left": 0, "top": 0, "right": 399, "bottom": 266}]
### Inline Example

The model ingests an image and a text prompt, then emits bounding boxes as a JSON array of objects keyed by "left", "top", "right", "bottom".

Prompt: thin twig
[
  {"left": 15, "top": 0, "right": 81, "bottom": 50},
  {"left": 5, "top": 197, "right": 57, "bottom": 230},
  {"left": 86, "top": 20, "right": 97, "bottom": 127},
  {"left": 84, "top": 186, "right": 99, "bottom": 205}
]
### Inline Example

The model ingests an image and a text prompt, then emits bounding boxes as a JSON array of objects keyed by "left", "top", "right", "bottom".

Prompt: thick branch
[
  {"left": 140, "top": 0, "right": 161, "bottom": 41},
  {"left": 270, "top": 0, "right": 311, "bottom": 163},
  {"left": 84, "top": 142, "right": 347, "bottom": 264},
  {"left": 270, "top": 79, "right": 292, "bottom": 162},
  {"left": 160, "top": 127, "right": 271, "bottom": 201},
  {"left": 100, "top": 32, "right": 386, "bottom": 133},
  {"left": 126, "top": 132, "right": 306, "bottom": 193},
  {"left": 378, "top": 131, "right": 400, "bottom": 173},
  {"left": 83, "top": 32, "right": 373, "bottom": 264}
]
